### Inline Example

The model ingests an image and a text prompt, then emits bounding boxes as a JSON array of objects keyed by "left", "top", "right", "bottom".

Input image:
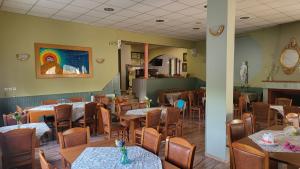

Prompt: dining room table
[
  {"left": 120, "top": 107, "right": 167, "bottom": 143},
  {"left": 60, "top": 139, "right": 163, "bottom": 169},
  {"left": 237, "top": 125, "right": 300, "bottom": 167},
  {"left": 26, "top": 102, "right": 90, "bottom": 122}
]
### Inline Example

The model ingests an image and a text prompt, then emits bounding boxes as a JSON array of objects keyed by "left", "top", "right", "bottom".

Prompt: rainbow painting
[{"left": 35, "top": 43, "right": 93, "bottom": 78}]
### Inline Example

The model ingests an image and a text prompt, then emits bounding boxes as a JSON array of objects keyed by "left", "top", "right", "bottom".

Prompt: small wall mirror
[{"left": 280, "top": 38, "right": 300, "bottom": 74}]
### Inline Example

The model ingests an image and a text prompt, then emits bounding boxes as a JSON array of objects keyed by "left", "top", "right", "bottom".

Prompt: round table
[{"left": 72, "top": 146, "right": 162, "bottom": 169}]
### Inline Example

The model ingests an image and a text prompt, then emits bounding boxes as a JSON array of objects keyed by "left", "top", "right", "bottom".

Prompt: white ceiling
[{"left": 1, "top": 0, "right": 300, "bottom": 41}]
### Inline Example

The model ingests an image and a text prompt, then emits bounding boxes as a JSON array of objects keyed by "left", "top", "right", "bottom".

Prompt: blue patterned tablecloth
[
  {"left": 72, "top": 146, "right": 162, "bottom": 169},
  {"left": 0, "top": 122, "right": 50, "bottom": 139}
]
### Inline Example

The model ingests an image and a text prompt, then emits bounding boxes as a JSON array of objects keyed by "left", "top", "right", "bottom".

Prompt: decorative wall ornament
[
  {"left": 16, "top": 53, "right": 30, "bottom": 61},
  {"left": 35, "top": 43, "right": 93, "bottom": 78},
  {"left": 280, "top": 38, "right": 300, "bottom": 75},
  {"left": 209, "top": 25, "right": 225, "bottom": 36},
  {"left": 240, "top": 61, "right": 248, "bottom": 87},
  {"left": 96, "top": 57, "right": 105, "bottom": 64}
]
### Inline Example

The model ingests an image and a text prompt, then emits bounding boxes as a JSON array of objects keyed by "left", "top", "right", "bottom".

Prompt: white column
[{"left": 205, "top": 0, "right": 236, "bottom": 161}]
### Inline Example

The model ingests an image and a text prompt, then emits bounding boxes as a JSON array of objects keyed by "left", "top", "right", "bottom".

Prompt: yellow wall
[
  {"left": 0, "top": 11, "right": 195, "bottom": 97},
  {"left": 149, "top": 46, "right": 188, "bottom": 61},
  {"left": 187, "top": 41, "right": 206, "bottom": 80}
]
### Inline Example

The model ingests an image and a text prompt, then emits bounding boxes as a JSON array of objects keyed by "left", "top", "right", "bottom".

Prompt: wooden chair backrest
[
  {"left": 146, "top": 109, "right": 161, "bottom": 128},
  {"left": 1, "top": 128, "right": 36, "bottom": 169},
  {"left": 3, "top": 113, "right": 27, "bottom": 126},
  {"left": 165, "top": 136, "right": 196, "bottom": 169},
  {"left": 54, "top": 104, "right": 72, "bottom": 122},
  {"left": 100, "top": 107, "right": 111, "bottom": 133},
  {"left": 58, "top": 127, "right": 90, "bottom": 149},
  {"left": 232, "top": 142, "right": 269, "bottom": 169},
  {"left": 275, "top": 98, "right": 292, "bottom": 106},
  {"left": 242, "top": 113, "right": 255, "bottom": 135},
  {"left": 283, "top": 106, "right": 300, "bottom": 116},
  {"left": 141, "top": 127, "right": 162, "bottom": 155},
  {"left": 165, "top": 107, "right": 180, "bottom": 126},
  {"left": 69, "top": 97, "right": 84, "bottom": 102},
  {"left": 42, "top": 100, "right": 58, "bottom": 105},
  {"left": 39, "top": 150, "right": 57, "bottom": 169},
  {"left": 227, "top": 119, "right": 246, "bottom": 145},
  {"left": 84, "top": 102, "right": 97, "bottom": 121}
]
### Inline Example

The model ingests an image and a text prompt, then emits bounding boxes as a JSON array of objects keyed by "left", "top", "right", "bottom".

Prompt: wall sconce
[
  {"left": 209, "top": 25, "right": 225, "bottom": 37},
  {"left": 16, "top": 53, "right": 30, "bottom": 61},
  {"left": 96, "top": 57, "right": 105, "bottom": 64}
]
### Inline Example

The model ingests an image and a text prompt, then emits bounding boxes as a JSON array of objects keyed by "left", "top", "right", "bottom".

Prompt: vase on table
[
  {"left": 120, "top": 147, "right": 130, "bottom": 165},
  {"left": 17, "top": 120, "right": 22, "bottom": 128}
]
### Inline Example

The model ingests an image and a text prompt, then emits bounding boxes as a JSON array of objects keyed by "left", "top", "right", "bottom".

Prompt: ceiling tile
[
  {"left": 160, "top": 2, "right": 189, "bottom": 12},
  {"left": 86, "top": 10, "right": 110, "bottom": 18},
  {"left": 132, "top": 13, "right": 155, "bottom": 21},
  {"left": 54, "top": 10, "right": 82, "bottom": 19},
  {"left": 178, "top": 0, "right": 203, "bottom": 6},
  {"left": 178, "top": 7, "right": 202, "bottom": 16},
  {"left": 146, "top": 8, "right": 170, "bottom": 17},
  {"left": 116, "top": 9, "right": 140, "bottom": 17},
  {"left": 2, "top": 0, "right": 32, "bottom": 10},
  {"left": 28, "top": 11, "right": 53, "bottom": 17},
  {"left": 1, "top": 6, "right": 28, "bottom": 14},
  {"left": 51, "top": 15, "right": 72, "bottom": 21},
  {"left": 73, "top": 14, "right": 100, "bottom": 23},
  {"left": 141, "top": 0, "right": 175, "bottom": 7},
  {"left": 29, "top": 6, "right": 58, "bottom": 15},
  {"left": 104, "top": 14, "right": 128, "bottom": 22},
  {"left": 62, "top": 5, "right": 90, "bottom": 13},
  {"left": 5, "top": 0, "right": 38, "bottom": 5},
  {"left": 105, "top": 0, "right": 137, "bottom": 8},
  {"left": 70, "top": 0, "right": 102, "bottom": 9},
  {"left": 128, "top": 3, "right": 155, "bottom": 13},
  {"left": 35, "top": 0, "right": 66, "bottom": 9}
]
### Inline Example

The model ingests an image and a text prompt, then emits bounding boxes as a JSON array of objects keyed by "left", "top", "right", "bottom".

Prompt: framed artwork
[
  {"left": 35, "top": 43, "right": 93, "bottom": 78},
  {"left": 182, "top": 63, "right": 187, "bottom": 72},
  {"left": 183, "top": 52, "right": 187, "bottom": 62}
]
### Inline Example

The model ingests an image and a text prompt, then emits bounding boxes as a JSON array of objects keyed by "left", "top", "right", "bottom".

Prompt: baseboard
[{"left": 205, "top": 152, "right": 230, "bottom": 164}]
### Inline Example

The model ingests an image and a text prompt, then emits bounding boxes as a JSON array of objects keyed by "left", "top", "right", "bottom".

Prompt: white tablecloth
[
  {"left": 165, "top": 92, "right": 182, "bottom": 105},
  {"left": 72, "top": 146, "right": 162, "bottom": 169},
  {"left": 126, "top": 107, "right": 167, "bottom": 117},
  {"left": 28, "top": 102, "right": 89, "bottom": 121},
  {"left": 0, "top": 122, "right": 50, "bottom": 139},
  {"left": 248, "top": 130, "right": 300, "bottom": 153}
]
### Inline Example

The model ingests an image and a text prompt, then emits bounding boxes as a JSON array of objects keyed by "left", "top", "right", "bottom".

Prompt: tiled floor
[{"left": 35, "top": 119, "right": 229, "bottom": 169}]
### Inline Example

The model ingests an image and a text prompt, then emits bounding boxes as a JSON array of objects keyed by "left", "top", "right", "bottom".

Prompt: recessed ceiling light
[
  {"left": 240, "top": 16, "right": 250, "bottom": 20},
  {"left": 204, "top": 5, "right": 207, "bottom": 8},
  {"left": 104, "top": 7, "right": 114, "bottom": 11},
  {"left": 195, "top": 22, "right": 201, "bottom": 24},
  {"left": 193, "top": 27, "right": 200, "bottom": 30},
  {"left": 156, "top": 19, "right": 164, "bottom": 23}
]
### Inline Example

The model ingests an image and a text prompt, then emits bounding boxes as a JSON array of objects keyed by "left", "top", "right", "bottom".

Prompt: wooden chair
[
  {"left": 139, "top": 102, "right": 147, "bottom": 108},
  {"left": 58, "top": 127, "right": 90, "bottom": 149},
  {"left": 188, "top": 92, "right": 203, "bottom": 121},
  {"left": 76, "top": 102, "right": 97, "bottom": 134},
  {"left": 234, "top": 96, "right": 247, "bottom": 119},
  {"left": 54, "top": 104, "right": 72, "bottom": 140},
  {"left": 1, "top": 128, "right": 36, "bottom": 169},
  {"left": 134, "top": 109, "right": 161, "bottom": 145},
  {"left": 231, "top": 142, "right": 269, "bottom": 169},
  {"left": 252, "top": 102, "right": 275, "bottom": 130},
  {"left": 3, "top": 113, "right": 27, "bottom": 126},
  {"left": 160, "top": 107, "right": 182, "bottom": 138},
  {"left": 42, "top": 99, "right": 58, "bottom": 105},
  {"left": 227, "top": 119, "right": 246, "bottom": 169},
  {"left": 116, "top": 103, "right": 132, "bottom": 118},
  {"left": 164, "top": 136, "right": 196, "bottom": 169},
  {"left": 131, "top": 102, "right": 140, "bottom": 109},
  {"left": 141, "top": 127, "right": 162, "bottom": 155},
  {"left": 58, "top": 127, "right": 90, "bottom": 168},
  {"left": 39, "top": 150, "right": 57, "bottom": 169},
  {"left": 275, "top": 98, "right": 292, "bottom": 106},
  {"left": 242, "top": 113, "right": 255, "bottom": 136},
  {"left": 100, "top": 107, "right": 128, "bottom": 141},
  {"left": 69, "top": 97, "right": 84, "bottom": 102},
  {"left": 283, "top": 105, "right": 300, "bottom": 115}
]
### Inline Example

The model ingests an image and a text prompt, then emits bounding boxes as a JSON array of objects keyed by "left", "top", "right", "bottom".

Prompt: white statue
[{"left": 240, "top": 62, "right": 248, "bottom": 86}]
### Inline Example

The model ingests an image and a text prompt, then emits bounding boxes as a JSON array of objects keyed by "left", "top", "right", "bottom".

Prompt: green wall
[{"left": 0, "top": 11, "right": 195, "bottom": 98}]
